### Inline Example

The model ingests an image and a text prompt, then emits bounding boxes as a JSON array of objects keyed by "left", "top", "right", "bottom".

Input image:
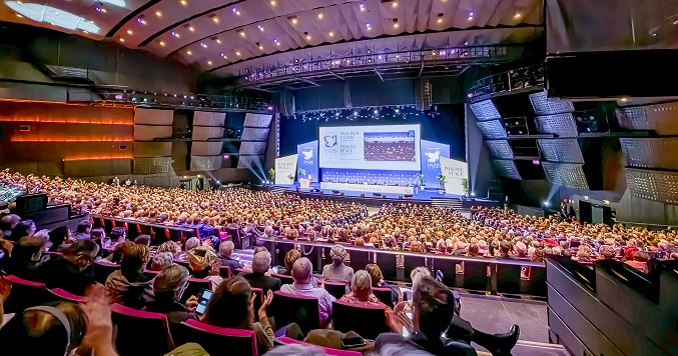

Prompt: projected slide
[{"left": 319, "top": 124, "right": 421, "bottom": 170}]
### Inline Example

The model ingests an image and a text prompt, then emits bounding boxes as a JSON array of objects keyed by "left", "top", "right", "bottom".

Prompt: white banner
[
  {"left": 320, "top": 182, "right": 414, "bottom": 195},
  {"left": 275, "top": 154, "right": 298, "bottom": 185},
  {"left": 440, "top": 157, "right": 468, "bottom": 195}
]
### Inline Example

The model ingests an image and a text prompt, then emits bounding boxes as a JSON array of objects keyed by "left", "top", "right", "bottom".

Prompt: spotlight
[
  {"left": 470, "top": 192, "right": 475, "bottom": 197},
  {"left": 543, "top": 201, "right": 550, "bottom": 207}
]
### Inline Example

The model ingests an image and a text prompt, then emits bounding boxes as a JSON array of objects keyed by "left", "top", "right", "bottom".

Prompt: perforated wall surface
[
  {"left": 477, "top": 120, "right": 508, "bottom": 139},
  {"left": 535, "top": 113, "right": 578, "bottom": 138},
  {"left": 492, "top": 159, "right": 521, "bottom": 180},
  {"left": 485, "top": 140, "right": 514, "bottom": 159},
  {"left": 470, "top": 99, "right": 502, "bottom": 121},
  {"left": 528, "top": 91, "right": 575, "bottom": 115},
  {"left": 538, "top": 139, "right": 584, "bottom": 163},
  {"left": 542, "top": 161, "right": 589, "bottom": 189}
]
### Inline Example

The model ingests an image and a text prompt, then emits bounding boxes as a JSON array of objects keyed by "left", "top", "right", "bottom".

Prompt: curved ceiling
[{"left": 1, "top": 0, "right": 544, "bottom": 77}]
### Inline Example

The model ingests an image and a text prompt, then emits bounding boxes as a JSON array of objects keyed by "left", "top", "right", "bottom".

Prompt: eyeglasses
[{"left": 78, "top": 253, "right": 95, "bottom": 267}]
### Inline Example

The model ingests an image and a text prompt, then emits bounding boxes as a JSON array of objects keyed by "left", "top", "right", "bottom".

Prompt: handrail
[
  {"left": 91, "top": 214, "right": 195, "bottom": 233},
  {"left": 257, "top": 237, "right": 544, "bottom": 268}
]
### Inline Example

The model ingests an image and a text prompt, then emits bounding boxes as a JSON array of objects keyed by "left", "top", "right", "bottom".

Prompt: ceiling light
[
  {"left": 211, "top": 15, "right": 219, "bottom": 24},
  {"left": 392, "top": 18, "right": 399, "bottom": 28},
  {"left": 159, "top": 41, "right": 165, "bottom": 46},
  {"left": 171, "top": 31, "right": 180, "bottom": 38},
  {"left": 83, "top": 30, "right": 88, "bottom": 33},
  {"left": 235, "top": 51, "right": 241, "bottom": 56},
  {"left": 207, "top": 61, "right": 212, "bottom": 66},
  {"left": 238, "top": 29, "right": 245, "bottom": 37},
  {"left": 437, "top": 13, "right": 444, "bottom": 23},
  {"left": 274, "top": 38, "right": 280, "bottom": 45},
  {"left": 256, "top": 42, "right": 263, "bottom": 50},
  {"left": 366, "top": 23, "right": 371, "bottom": 30},
  {"left": 155, "top": 11, "right": 162, "bottom": 17},
  {"left": 468, "top": 11, "right": 474, "bottom": 17},
  {"left": 329, "top": 31, "right": 334, "bottom": 37},
  {"left": 216, "top": 38, "right": 222, "bottom": 44},
  {"left": 258, "top": 24, "right": 264, "bottom": 31},
  {"left": 137, "top": 16, "right": 146, "bottom": 24},
  {"left": 119, "top": 37, "right": 125, "bottom": 42},
  {"left": 514, "top": 13, "right": 522, "bottom": 19},
  {"left": 304, "top": 32, "right": 311, "bottom": 40},
  {"left": 270, "top": 0, "right": 276, "bottom": 5},
  {"left": 220, "top": 52, "right": 226, "bottom": 58},
  {"left": 621, "top": 98, "right": 628, "bottom": 102},
  {"left": 127, "top": 30, "right": 133, "bottom": 35},
  {"left": 180, "top": 0, "right": 187, "bottom": 6},
  {"left": 16, "top": 14, "right": 23, "bottom": 18},
  {"left": 186, "top": 50, "right": 192, "bottom": 55},
  {"left": 200, "top": 42, "right": 207, "bottom": 48},
  {"left": 318, "top": 13, "right": 324, "bottom": 19},
  {"left": 188, "top": 25, "right": 194, "bottom": 32},
  {"left": 289, "top": 16, "right": 298, "bottom": 24},
  {"left": 467, "top": 16, "right": 473, "bottom": 21},
  {"left": 392, "top": 1, "right": 398, "bottom": 7},
  {"left": 359, "top": 3, "right": 365, "bottom": 12},
  {"left": 6, "top": 2, "right": 102, "bottom": 33},
  {"left": 232, "top": 7, "right": 240, "bottom": 15}
]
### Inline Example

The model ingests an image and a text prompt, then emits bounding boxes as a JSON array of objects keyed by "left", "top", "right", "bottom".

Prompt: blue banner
[
  {"left": 297, "top": 140, "right": 319, "bottom": 182},
  {"left": 420, "top": 140, "right": 450, "bottom": 188}
]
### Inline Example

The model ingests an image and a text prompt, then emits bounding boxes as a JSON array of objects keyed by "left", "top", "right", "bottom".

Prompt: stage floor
[{"left": 274, "top": 182, "right": 492, "bottom": 202}]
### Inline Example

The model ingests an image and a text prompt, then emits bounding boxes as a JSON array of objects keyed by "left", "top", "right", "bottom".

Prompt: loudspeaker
[{"left": 415, "top": 78, "right": 432, "bottom": 111}]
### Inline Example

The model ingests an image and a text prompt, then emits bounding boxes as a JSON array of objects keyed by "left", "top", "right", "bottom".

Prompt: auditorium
[{"left": 0, "top": 0, "right": 676, "bottom": 355}]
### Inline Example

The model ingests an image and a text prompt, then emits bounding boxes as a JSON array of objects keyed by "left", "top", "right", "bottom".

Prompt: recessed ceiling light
[
  {"left": 172, "top": 31, "right": 180, "bottom": 38},
  {"left": 187, "top": 50, "right": 192, "bottom": 55},
  {"left": 514, "top": 13, "right": 522, "bottom": 19},
  {"left": 468, "top": 11, "right": 474, "bottom": 17},
  {"left": 270, "top": 0, "right": 276, "bottom": 5},
  {"left": 257, "top": 42, "right": 263, "bottom": 50},
  {"left": 258, "top": 24, "right": 264, "bottom": 31},
  {"left": 119, "top": 37, "right": 125, "bottom": 42},
  {"left": 180, "top": 0, "right": 187, "bottom": 6},
  {"left": 200, "top": 42, "right": 207, "bottom": 48},
  {"left": 236, "top": 51, "right": 241, "bottom": 56},
  {"left": 238, "top": 29, "right": 245, "bottom": 37},
  {"left": 392, "top": 1, "right": 398, "bottom": 7},
  {"left": 207, "top": 60, "right": 212, "bottom": 66},
  {"left": 274, "top": 38, "right": 280, "bottom": 46},
  {"left": 188, "top": 26, "right": 194, "bottom": 32},
  {"left": 304, "top": 32, "right": 311, "bottom": 40},
  {"left": 366, "top": 23, "right": 371, "bottom": 29},
  {"left": 83, "top": 30, "right": 88, "bottom": 34},
  {"left": 359, "top": 3, "right": 365, "bottom": 12},
  {"left": 159, "top": 41, "right": 165, "bottom": 46},
  {"left": 137, "top": 16, "right": 146, "bottom": 24},
  {"left": 211, "top": 16, "right": 219, "bottom": 24},
  {"left": 216, "top": 38, "right": 222, "bottom": 44},
  {"left": 467, "top": 16, "right": 473, "bottom": 21},
  {"left": 232, "top": 7, "right": 240, "bottom": 15},
  {"left": 289, "top": 16, "right": 298, "bottom": 24},
  {"left": 318, "top": 13, "right": 324, "bottom": 19},
  {"left": 329, "top": 31, "right": 334, "bottom": 37},
  {"left": 127, "top": 30, "right": 133, "bottom": 35},
  {"left": 437, "top": 13, "right": 444, "bottom": 23},
  {"left": 156, "top": 11, "right": 162, "bottom": 17},
  {"left": 393, "top": 18, "right": 399, "bottom": 28},
  {"left": 16, "top": 14, "right": 23, "bottom": 18}
]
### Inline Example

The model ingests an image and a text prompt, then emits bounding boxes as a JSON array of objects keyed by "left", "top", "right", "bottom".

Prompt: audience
[
  {"left": 38, "top": 239, "right": 99, "bottom": 295},
  {"left": 241, "top": 251, "right": 282, "bottom": 292},
  {"left": 322, "top": 245, "right": 354, "bottom": 285},
  {"left": 218, "top": 240, "right": 243, "bottom": 276},
  {"left": 145, "top": 264, "right": 198, "bottom": 324},
  {"left": 104, "top": 242, "right": 152, "bottom": 309},
  {"left": 281, "top": 257, "right": 336, "bottom": 327}
]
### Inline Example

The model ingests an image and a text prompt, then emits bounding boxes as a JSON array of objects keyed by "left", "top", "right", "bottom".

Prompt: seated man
[
  {"left": 217, "top": 240, "right": 243, "bottom": 275},
  {"left": 280, "top": 257, "right": 335, "bottom": 327},
  {"left": 37, "top": 239, "right": 99, "bottom": 295},
  {"left": 241, "top": 251, "right": 281, "bottom": 293},
  {"left": 73, "top": 219, "right": 92, "bottom": 240}
]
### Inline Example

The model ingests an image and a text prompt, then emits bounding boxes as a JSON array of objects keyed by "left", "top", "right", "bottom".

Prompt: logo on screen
[
  {"left": 323, "top": 135, "right": 337, "bottom": 148},
  {"left": 425, "top": 150, "right": 440, "bottom": 163},
  {"left": 302, "top": 150, "right": 314, "bottom": 160}
]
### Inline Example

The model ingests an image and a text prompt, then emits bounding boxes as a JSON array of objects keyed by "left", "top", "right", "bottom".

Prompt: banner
[
  {"left": 439, "top": 157, "right": 468, "bottom": 195},
  {"left": 275, "top": 154, "right": 298, "bottom": 185},
  {"left": 420, "top": 140, "right": 450, "bottom": 188},
  {"left": 297, "top": 140, "right": 319, "bottom": 182}
]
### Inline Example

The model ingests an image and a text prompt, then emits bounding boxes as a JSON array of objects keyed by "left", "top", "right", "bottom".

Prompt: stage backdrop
[
  {"left": 275, "top": 154, "right": 298, "bottom": 185},
  {"left": 297, "top": 140, "right": 319, "bottom": 182},
  {"left": 440, "top": 157, "right": 468, "bottom": 195},
  {"left": 420, "top": 140, "right": 450, "bottom": 188}
]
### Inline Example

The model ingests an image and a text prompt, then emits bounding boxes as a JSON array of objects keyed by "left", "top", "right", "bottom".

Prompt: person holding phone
[{"left": 144, "top": 264, "right": 199, "bottom": 324}]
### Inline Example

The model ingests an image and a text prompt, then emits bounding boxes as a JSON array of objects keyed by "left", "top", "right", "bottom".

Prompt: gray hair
[
  {"left": 330, "top": 244, "right": 347, "bottom": 263},
  {"left": 410, "top": 266, "right": 431, "bottom": 289},
  {"left": 219, "top": 240, "right": 234, "bottom": 257},
  {"left": 154, "top": 264, "right": 189, "bottom": 295},
  {"left": 291, "top": 257, "right": 313, "bottom": 283},
  {"left": 263, "top": 344, "right": 326, "bottom": 356},
  {"left": 152, "top": 252, "right": 174, "bottom": 270},
  {"left": 252, "top": 251, "right": 271, "bottom": 274},
  {"left": 185, "top": 237, "right": 200, "bottom": 252},
  {"left": 351, "top": 270, "right": 372, "bottom": 294}
]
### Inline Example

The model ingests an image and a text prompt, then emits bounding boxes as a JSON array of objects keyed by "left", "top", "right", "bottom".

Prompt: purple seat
[
  {"left": 332, "top": 300, "right": 390, "bottom": 339},
  {"left": 3, "top": 275, "right": 50, "bottom": 313},
  {"left": 270, "top": 291, "right": 320, "bottom": 334},
  {"left": 173, "top": 319, "right": 258, "bottom": 356},
  {"left": 323, "top": 281, "right": 348, "bottom": 299},
  {"left": 50, "top": 288, "right": 88, "bottom": 303},
  {"left": 93, "top": 262, "right": 120, "bottom": 284},
  {"left": 110, "top": 303, "right": 174, "bottom": 356},
  {"left": 279, "top": 336, "right": 362, "bottom": 356}
]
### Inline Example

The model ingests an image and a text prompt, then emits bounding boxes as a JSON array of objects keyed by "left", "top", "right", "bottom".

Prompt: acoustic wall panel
[
  {"left": 133, "top": 142, "right": 172, "bottom": 157},
  {"left": 240, "top": 142, "right": 267, "bottom": 155},
  {"left": 241, "top": 128, "right": 270, "bottom": 141},
  {"left": 538, "top": 139, "right": 584, "bottom": 163},
  {"left": 477, "top": 120, "right": 508, "bottom": 139},
  {"left": 469, "top": 99, "right": 502, "bottom": 121},
  {"left": 620, "top": 138, "right": 678, "bottom": 169},
  {"left": 192, "top": 127, "right": 224, "bottom": 141},
  {"left": 191, "top": 142, "right": 223, "bottom": 156},
  {"left": 190, "top": 156, "right": 222, "bottom": 171},
  {"left": 616, "top": 101, "right": 678, "bottom": 134},
  {"left": 194, "top": 111, "right": 226, "bottom": 127},
  {"left": 485, "top": 140, "right": 514, "bottom": 159},
  {"left": 626, "top": 168, "right": 678, "bottom": 205},
  {"left": 238, "top": 155, "right": 265, "bottom": 169},
  {"left": 244, "top": 113, "right": 273, "bottom": 128},
  {"left": 542, "top": 162, "right": 589, "bottom": 190},
  {"left": 134, "top": 125, "right": 172, "bottom": 141},
  {"left": 134, "top": 108, "right": 174, "bottom": 125},
  {"left": 492, "top": 159, "right": 522, "bottom": 180},
  {"left": 535, "top": 113, "right": 578, "bottom": 138},
  {"left": 133, "top": 157, "right": 172, "bottom": 174},
  {"left": 64, "top": 159, "right": 131, "bottom": 177},
  {"left": 528, "top": 91, "right": 575, "bottom": 115}
]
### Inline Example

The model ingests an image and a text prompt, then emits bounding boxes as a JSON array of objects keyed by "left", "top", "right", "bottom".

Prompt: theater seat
[
  {"left": 173, "top": 319, "right": 258, "bottom": 356},
  {"left": 3, "top": 275, "right": 50, "bottom": 313},
  {"left": 270, "top": 291, "right": 320, "bottom": 334},
  {"left": 143, "top": 269, "right": 160, "bottom": 279},
  {"left": 49, "top": 288, "right": 87, "bottom": 303},
  {"left": 181, "top": 278, "right": 212, "bottom": 303},
  {"left": 272, "top": 273, "right": 294, "bottom": 285},
  {"left": 372, "top": 287, "right": 395, "bottom": 306},
  {"left": 279, "top": 336, "right": 362, "bottom": 356},
  {"left": 332, "top": 300, "right": 390, "bottom": 340},
  {"left": 110, "top": 303, "right": 174, "bottom": 356},
  {"left": 93, "top": 262, "right": 120, "bottom": 284},
  {"left": 323, "top": 281, "right": 348, "bottom": 299}
]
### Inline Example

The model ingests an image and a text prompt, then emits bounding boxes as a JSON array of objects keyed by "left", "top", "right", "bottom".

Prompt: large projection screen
[{"left": 319, "top": 124, "right": 421, "bottom": 171}]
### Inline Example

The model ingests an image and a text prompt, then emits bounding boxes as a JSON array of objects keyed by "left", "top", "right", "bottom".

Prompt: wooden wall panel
[
  {"left": 134, "top": 108, "right": 174, "bottom": 126},
  {"left": 2, "top": 142, "right": 132, "bottom": 162},
  {"left": 192, "top": 127, "right": 224, "bottom": 141},
  {"left": 0, "top": 102, "right": 133, "bottom": 124},
  {"left": 191, "top": 142, "right": 222, "bottom": 156},
  {"left": 194, "top": 111, "right": 226, "bottom": 127},
  {"left": 9, "top": 122, "right": 133, "bottom": 142},
  {"left": 134, "top": 125, "right": 172, "bottom": 141},
  {"left": 133, "top": 142, "right": 172, "bottom": 157},
  {"left": 64, "top": 158, "right": 132, "bottom": 176}
]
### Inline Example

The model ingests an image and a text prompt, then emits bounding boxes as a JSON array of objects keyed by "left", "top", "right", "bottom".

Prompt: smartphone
[
  {"left": 341, "top": 336, "right": 366, "bottom": 349},
  {"left": 195, "top": 288, "right": 212, "bottom": 316},
  {"left": 271, "top": 266, "right": 279, "bottom": 274}
]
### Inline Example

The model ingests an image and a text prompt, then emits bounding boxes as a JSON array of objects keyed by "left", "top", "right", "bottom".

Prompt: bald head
[{"left": 291, "top": 257, "right": 313, "bottom": 284}]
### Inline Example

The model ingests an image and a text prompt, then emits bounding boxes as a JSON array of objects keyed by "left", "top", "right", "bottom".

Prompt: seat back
[
  {"left": 93, "top": 262, "right": 120, "bottom": 284},
  {"left": 110, "top": 303, "right": 174, "bottom": 356},
  {"left": 143, "top": 269, "right": 160, "bottom": 279},
  {"left": 375, "top": 253, "right": 397, "bottom": 281},
  {"left": 279, "top": 336, "right": 362, "bottom": 356},
  {"left": 463, "top": 260, "right": 489, "bottom": 292},
  {"left": 372, "top": 287, "right": 394, "bottom": 306},
  {"left": 173, "top": 319, "right": 258, "bottom": 356},
  {"left": 323, "top": 281, "right": 347, "bottom": 299},
  {"left": 349, "top": 251, "right": 370, "bottom": 271},
  {"left": 49, "top": 288, "right": 87, "bottom": 303},
  {"left": 182, "top": 278, "right": 212, "bottom": 303},
  {"left": 332, "top": 300, "right": 389, "bottom": 339},
  {"left": 3, "top": 275, "right": 50, "bottom": 313},
  {"left": 496, "top": 263, "right": 522, "bottom": 294},
  {"left": 270, "top": 291, "right": 320, "bottom": 334},
  {"left": 272, "top": 273, "right": 294, "bottom": 285}
]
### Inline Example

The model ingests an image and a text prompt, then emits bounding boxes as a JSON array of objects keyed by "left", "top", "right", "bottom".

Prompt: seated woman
[
  {"left": 144, "top": 264, "right": 198, "bottom": 324},
  {"left": 186, "top": 246, "right": 223, "bottom": 290},
  {"left": 5, "top": 235, "right": 47, "bottom": 280},
  {"left": 365, "top": 263, "right": 400, "bottom": 304},
  {"left": 278, "top": 248, "right": 301, "bottom": 276},
  {"left": 150, "top": 251, "right": 174, "bottom": 271},
  {"left": 339, "top": 270, "right": 398, "bottom": 331},
  {"left": 203, "top": 276, "right": 302, "bottom": 353},
  {"left": 105, "top": 242, "right": 153, "bottom": 309},
  {"left": 322, "top": 245, "right": 354, "bottom": 285},
  {"left": 156, "top": 240, "right": 182, "bottom": 257}
]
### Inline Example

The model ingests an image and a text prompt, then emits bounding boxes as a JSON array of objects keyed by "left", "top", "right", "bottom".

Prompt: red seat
[
  {"left": 50, "top": 288, "right": 88, "bottom": 303},
  {"left": 372, "top": 287, "right": 395, "bottom": 306},
  {"left": 323, "top": 281, "right": 348, "bottom": 299},
  {"left": 332, "top": 300, "right": 390, "bottom": 340},
  {"left": 270, "top": 291, "right": 320, "bottom": 334},
  {"left": 3, "top": 275, "right": 50, "bottom": 313},
  {"left": 181, "top": 278, "right": 212, "bottom": 303},
  {"left": 143, "top": 269, "right": 160, "bottom": 279},
  {"left": 93, "top": 262, "right": 120, "bottom": 284},
  {"left": 110, "top": 303, "right": 174, "bottom": 356},
  {"left": 173, "top": 319, "right": 258, "bottom": 356},
  {"left": 219, "top": 266, "right": 233, "bottom": 278},
  {"left": 279, "top": 336, "right": 362, "bottom": 356}
]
